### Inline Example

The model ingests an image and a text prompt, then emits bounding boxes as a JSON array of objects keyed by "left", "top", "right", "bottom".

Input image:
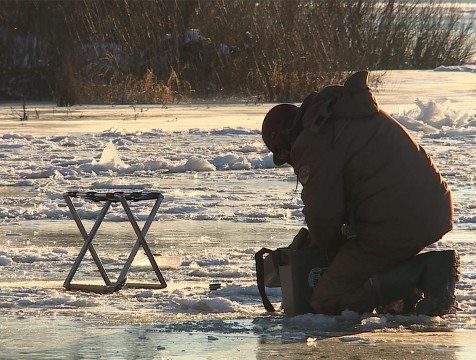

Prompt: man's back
[
  {"left": 290, "top": 71, "right": 452, "bottom": 250},
  {"left": 338, "top": 108, "right": 452, "bottom": 247}
]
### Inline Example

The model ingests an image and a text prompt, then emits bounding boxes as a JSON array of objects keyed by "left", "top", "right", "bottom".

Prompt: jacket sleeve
[{"left": 299, "top": 146, "right": 346, "bottom": 251}]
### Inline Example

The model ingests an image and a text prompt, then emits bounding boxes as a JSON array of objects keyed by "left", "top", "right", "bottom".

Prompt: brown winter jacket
[{"left": 289, "top": 71, "right": 453, "bottom": 251}]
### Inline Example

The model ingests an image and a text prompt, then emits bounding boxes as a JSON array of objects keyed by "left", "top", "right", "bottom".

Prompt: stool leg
[
  {"left": 115, "top": 195, "right": 167, "bottom": 289},
  {"left": 63, "top": 196, "right": 112, "bottom": 288}
]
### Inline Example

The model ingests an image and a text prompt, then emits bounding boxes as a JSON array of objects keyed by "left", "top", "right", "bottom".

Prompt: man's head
[{"left": 262, "top": 104, "right": 298, "bottom": 165}]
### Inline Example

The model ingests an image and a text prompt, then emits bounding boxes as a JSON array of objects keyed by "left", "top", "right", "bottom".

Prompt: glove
[{"left": 289, "top": 227, "right": 312, "bottom": 249}]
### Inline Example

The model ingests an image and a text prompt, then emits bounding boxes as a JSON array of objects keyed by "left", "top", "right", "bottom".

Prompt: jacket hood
[{"left": 319, "top": 71, "right": 379, "bottom": 119}]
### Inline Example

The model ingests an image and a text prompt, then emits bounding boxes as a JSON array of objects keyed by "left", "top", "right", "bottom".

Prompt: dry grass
[{"left": 0, "top": 0, "right": 473, "bottom": 105}]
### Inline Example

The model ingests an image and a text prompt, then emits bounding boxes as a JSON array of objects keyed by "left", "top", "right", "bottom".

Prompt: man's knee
[{"left": 310, "top": 275, "right": 374, "bottom": 315}]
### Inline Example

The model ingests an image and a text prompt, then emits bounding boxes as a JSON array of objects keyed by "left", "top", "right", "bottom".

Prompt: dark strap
[{"left": 255, "top": 248, "right": 276, "bottom": 312}]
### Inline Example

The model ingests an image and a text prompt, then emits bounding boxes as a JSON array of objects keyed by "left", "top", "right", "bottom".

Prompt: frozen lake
[{"left": 0, "top": 68, "right": 475, "bottom": 359}]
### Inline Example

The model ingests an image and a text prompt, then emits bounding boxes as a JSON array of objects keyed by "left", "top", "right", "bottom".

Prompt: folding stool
[{"left": 63, "top": 191, "right": 167, "bottom": 294}]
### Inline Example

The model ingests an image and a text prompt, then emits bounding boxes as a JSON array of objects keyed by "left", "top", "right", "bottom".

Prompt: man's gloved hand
[{"left": 289, "top": 227, "right": 313, "bottom": 249}]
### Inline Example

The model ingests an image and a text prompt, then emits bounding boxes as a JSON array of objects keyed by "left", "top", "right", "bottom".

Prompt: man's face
[{"left": 271, "top": 132, "right": 291, "bottom": 166}]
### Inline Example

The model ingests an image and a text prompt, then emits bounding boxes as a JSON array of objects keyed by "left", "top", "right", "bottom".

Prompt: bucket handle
[{"left": 255, "top": 248, "right": 276, "bottom": 312}]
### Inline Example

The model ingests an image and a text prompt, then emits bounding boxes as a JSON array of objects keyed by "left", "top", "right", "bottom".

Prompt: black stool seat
[{"left": 64, "top": 191, "right": 162, "bottom": 202}]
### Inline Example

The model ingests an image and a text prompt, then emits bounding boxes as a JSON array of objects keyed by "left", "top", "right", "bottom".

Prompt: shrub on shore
[{"left": 0, "top": 0, "right": 473, "bottom": 105}]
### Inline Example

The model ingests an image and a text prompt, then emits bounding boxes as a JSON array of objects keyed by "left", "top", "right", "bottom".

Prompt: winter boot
[
  {"left": 414, "top": 250, "right": 460, "bottom": 316},
  {"left": 367, "top": 250, "right": 460, "bottom": 316}
]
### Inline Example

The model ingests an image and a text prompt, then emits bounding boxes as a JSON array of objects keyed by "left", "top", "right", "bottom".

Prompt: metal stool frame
[{"left": 63, "top": 191, "right": 167, "bottom": 294}]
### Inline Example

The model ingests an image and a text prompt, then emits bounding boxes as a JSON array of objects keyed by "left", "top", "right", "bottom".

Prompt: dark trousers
[{"left": 310, "top": 237, "right": 425, "bottom": 314}]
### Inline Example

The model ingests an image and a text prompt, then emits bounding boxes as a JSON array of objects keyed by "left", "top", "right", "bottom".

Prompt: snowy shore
[{"left": 0, "top": 68, "right": 475, "bottom": 359}]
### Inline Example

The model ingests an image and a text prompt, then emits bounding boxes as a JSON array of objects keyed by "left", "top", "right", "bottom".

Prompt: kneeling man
[{"left": 262, "top": 71, "right": 458, "bottom": 316}]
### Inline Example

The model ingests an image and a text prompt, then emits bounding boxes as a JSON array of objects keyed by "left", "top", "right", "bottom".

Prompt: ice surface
[{"left": 0, "top": 68, "right": 475, "bottom": 358}]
